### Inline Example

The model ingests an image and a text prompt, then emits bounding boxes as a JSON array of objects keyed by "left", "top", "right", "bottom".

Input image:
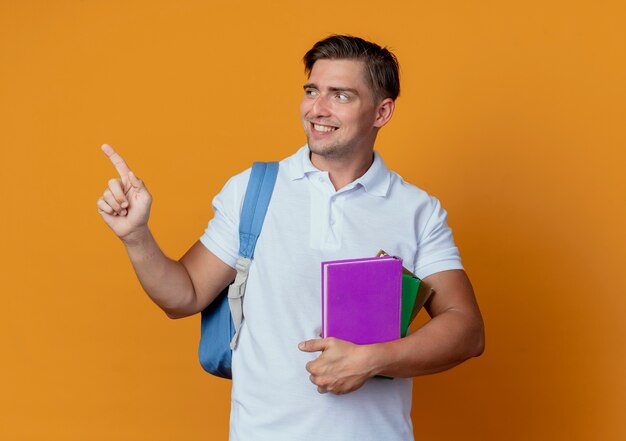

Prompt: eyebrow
[{"left": 303, "top": 83, "right": 359, "bottom": 95}]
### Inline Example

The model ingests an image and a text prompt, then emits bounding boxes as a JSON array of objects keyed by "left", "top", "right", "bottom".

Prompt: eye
[
  {"left": 304, "top": 88, "right": 318, "bottom": 97},
  {"left": 335, "top": 93, "right": 349, "bottom": 102}
]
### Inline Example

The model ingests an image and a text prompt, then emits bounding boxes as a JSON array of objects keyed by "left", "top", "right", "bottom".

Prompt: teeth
[{"left": 313, "top": 124, "right": 336, "bottom": 132}]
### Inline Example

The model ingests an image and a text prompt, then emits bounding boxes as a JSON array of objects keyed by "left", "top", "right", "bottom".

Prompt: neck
[{"left": 310, "top": 148, "right": 375, "bottom": 191}]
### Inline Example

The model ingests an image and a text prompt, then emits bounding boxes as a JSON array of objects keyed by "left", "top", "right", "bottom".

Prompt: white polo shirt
[{"left": 200, "top": 145, "right": 463, "bottom": 441}]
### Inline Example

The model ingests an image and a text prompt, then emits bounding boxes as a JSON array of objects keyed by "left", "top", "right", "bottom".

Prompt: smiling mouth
[{"left": 312, "top": 123, "right": 338, "bottom": 133}]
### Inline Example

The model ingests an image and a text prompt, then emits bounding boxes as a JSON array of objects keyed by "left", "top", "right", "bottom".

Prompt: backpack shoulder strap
[
  {"left": 238, "top": 161, "right": 279, "bottom": 258},
  {"left": 228, "top": 161, "right": 279, "bottom": 349}
]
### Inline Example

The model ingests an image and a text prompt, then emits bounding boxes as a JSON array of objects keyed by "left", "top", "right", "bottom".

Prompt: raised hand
[{"left": 97, "top": 144, "right": 152, "bottom": 242}]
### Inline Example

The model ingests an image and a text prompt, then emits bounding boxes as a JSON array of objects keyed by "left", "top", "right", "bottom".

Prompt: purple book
[{"left": 321, "top": 256, "right": 402, "bottom": 345}]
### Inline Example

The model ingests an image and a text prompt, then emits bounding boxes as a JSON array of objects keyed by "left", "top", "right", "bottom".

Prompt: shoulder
[
  {"left": 214, "top": 148, "right": 295, "bottom": 205},
  {"left": 386, "top": 169, "right": 442, "bottom": 212},
  {"left": 214, "top": 167, "right": 252, "bottom": 202},
  {"left": 224, "top": 147, "right": 300, "bottom": 190}
]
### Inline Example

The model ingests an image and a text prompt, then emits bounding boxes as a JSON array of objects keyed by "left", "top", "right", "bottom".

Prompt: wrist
[
  {"left": 361, "top": 343, "right": 388, "bottom": 378},
  {"left": 365, "top": 340, "right": 400, "bottom": 378},
  {"left": 121, "top": 225, "right": 152, "bottom": 248}
]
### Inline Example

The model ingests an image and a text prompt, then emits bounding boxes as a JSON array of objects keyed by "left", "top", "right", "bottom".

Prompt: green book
[
  {"left": 373, "top": 252, "right": 435, "bottom": 380},
  {"left": 377, "top": 250, "right": 434, "bottom": 338},
  {"left": 401, "top": 274, "right": 420, "bottom": 337}
]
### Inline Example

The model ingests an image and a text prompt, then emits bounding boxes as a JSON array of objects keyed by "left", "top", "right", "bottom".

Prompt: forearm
[
  {"left": 122, "top": 227, "right": 197, "bottom": 317},
  {"left": 367, "top": 309, "right": 485, "bottom": 378}
]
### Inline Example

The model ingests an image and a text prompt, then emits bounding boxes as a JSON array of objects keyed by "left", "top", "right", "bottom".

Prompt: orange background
[{"left": 1, "top": 1, "right": 624, "bottom": 440}]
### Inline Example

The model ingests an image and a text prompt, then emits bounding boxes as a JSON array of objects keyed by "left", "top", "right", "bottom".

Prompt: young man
[{"left": 97, "top": 35, "right": 484, "bottom": 441}]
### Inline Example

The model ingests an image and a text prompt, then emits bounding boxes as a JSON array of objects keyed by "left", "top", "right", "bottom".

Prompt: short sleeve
[
  {"left": 199, "top": 169, "right": 251, "bottom": 269},
  {"left": 413, "top": 197, "right": 464, "bottom": 279}
]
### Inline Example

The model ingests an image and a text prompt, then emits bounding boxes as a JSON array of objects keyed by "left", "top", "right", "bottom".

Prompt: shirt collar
[{"left": 285, "top": 145, "right": 391, "bottom": 197}]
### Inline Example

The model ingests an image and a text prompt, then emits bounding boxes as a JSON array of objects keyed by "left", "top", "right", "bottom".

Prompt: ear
[{"left": 373, "top": 98, "right": 395, "bottom": 128}]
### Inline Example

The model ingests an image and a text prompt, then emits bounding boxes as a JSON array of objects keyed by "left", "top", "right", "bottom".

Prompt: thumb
[
  {"left": 298, "top": 338, "right": 328, "bottom": 353},
  {"left": 128, "top": 170, "right": 145, "bottom": 190}
]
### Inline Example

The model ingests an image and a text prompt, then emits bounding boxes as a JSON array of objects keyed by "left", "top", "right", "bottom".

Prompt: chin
[
  {"left": 312, "top": 145, "right": 355, "bottom": 160},
  {"left": 308, "top": 141, "right": 342, "bottom": 158}
]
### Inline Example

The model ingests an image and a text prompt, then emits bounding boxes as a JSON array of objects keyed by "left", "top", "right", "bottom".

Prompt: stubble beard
[{"left": 306, "top": 133, "right": 356, "bottom": 160}]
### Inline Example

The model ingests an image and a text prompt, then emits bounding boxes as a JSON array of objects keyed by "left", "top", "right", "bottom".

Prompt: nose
[{"left": 310, "top": 93, "right": 331, "bottom": 117}]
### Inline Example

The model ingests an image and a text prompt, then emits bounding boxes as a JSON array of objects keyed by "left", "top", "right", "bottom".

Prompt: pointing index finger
[{"left": 101, "top": 144, "right": 132, "bottom": 177}]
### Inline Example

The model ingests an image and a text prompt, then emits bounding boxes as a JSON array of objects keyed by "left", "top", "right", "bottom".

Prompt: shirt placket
[{"left": 308, "top": 173, "right": 346, "bottom": 252}]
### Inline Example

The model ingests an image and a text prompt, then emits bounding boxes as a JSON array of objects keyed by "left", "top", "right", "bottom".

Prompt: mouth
[{"left": 310, "top": 122, "right": 338, "bottom": 133}]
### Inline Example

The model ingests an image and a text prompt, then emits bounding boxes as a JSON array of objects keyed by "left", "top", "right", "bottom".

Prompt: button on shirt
[{"left": 200, "top": 145, "right": 463, "bottom": 441}]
